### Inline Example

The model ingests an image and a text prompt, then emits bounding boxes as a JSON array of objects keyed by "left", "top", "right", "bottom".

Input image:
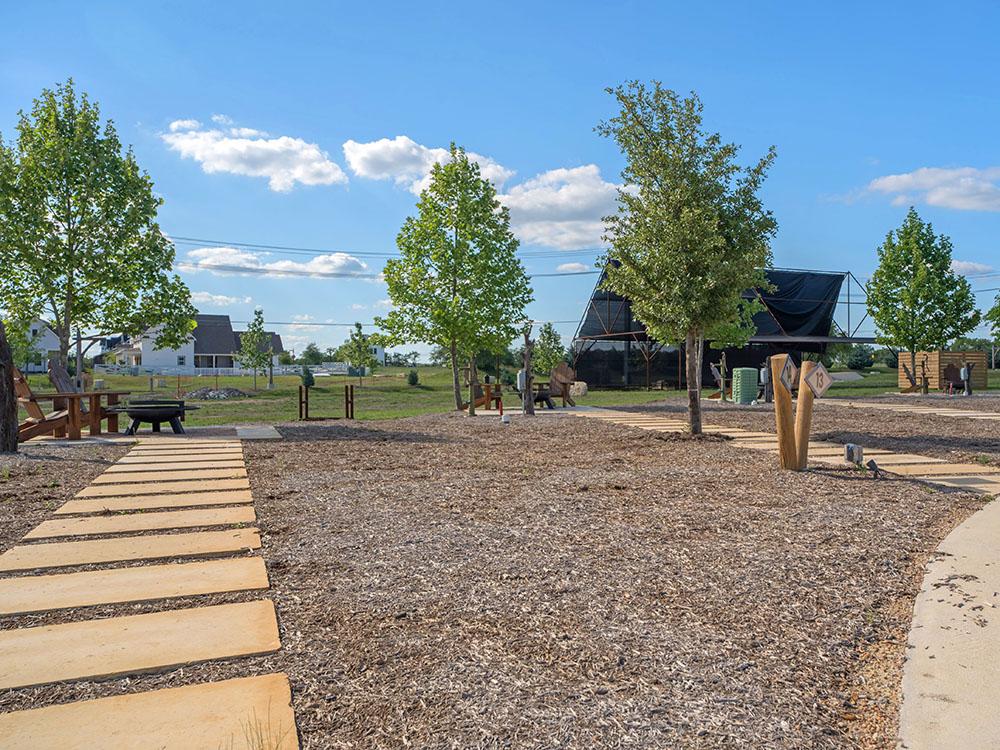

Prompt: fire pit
[{"left": 110, "top": 399, "right": 201, "bottom": 435}]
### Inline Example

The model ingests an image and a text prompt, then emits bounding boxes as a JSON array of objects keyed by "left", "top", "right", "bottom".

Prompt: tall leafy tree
[
  {"left": 377, "top": 144, "right": 533, "bottom": 411},
  {"left": 985, "top": 295, "right": 1000, "bottom": 346},
  {"left": 0, "top": 79, "right": 196, "bottom": 371},
  {"left": 235, "top": 309, "right": 271, "bottom": 391},
  {"left": 867, "top": 208, "right": 980, "bottom": 380},
  {"left": 597, "top": 82, "right": 777, "bottom": 433},
  {"left": 342, "top": 322, "right": 378, "bottom": 385},
  {"left": 533, "top": 322, "right": 566, "bottom": 375}
]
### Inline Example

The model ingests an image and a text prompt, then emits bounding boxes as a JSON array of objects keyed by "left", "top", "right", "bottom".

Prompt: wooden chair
[
  {"left": 535, "top": 362, "right": 578, "bottom": 408},
  {"left": 13, "top": 366, "right": 69, "bottom": 441}
]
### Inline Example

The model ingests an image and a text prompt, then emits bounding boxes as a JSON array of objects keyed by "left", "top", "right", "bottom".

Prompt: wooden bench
[{"left": 15, "top": 367, "right": 130, "bottom": 440}]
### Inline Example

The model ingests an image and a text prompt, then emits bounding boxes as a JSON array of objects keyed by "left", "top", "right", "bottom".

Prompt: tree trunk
[
  {"left": 468, "top": 356, "right": 479, "bottom": 416},
  {"left": 0, "top": 321, "right": 18, "bottom": 453},
  {"left": 522, "top": 328, "right": 535, "bottom": 416},
  {"left": 685, "top": 330, "right": 703, "bottom": 434},
  {"left": 449, "top": 339, "right": 463, "bottom": 411}
]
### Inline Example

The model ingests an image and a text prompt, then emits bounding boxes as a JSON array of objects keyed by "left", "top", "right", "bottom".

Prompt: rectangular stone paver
[
  {"left": 0, "top": 557, "right": 268, "bottom": 615},
  {"left": 0, "top": 599, "right": 280, "bottom": 689},
  {"left": 104, "top": 460, "right": 246, "bottom": 473},
  {"left": 0, "top": 672, "right": 297, "bottom": 750},
  {"left": 77, "top": 477, "right": 250, "bottom": 498},
  {"left": 890, "top": 463, "right": 1000, "bottom": 476},
  {"left": 25, "top": 506, "right": 256, "bottom": 539},
  {"left": 93, "top": 467, "right": 248, "bottom": 484},
  {"left": 927, "top": 476, "right": 1000, "bottom": 493},
  {"left": 862, "top": 454, "right": 947, "bottom": 465},
  {"left": 55, "top": 489, "right": 254, "bottom": 515},
  {"left": 132, "top": 441, "right": 242, "bottom": 449},
  {"left": 0, "top": 528, "right": 260, "bottom": 572},
  {"left": 117, "top": 452, "right": 243, "bottom": 465}
]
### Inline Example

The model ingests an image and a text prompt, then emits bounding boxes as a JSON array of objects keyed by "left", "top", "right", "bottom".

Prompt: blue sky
[{"left": 3, "top": 1, "right": 1000, "bottom": 353}]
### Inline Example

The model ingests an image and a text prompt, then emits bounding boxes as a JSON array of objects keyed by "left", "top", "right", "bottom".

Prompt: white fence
[{"left": 94, "top": 362, "right": 357, "bottom": 377}]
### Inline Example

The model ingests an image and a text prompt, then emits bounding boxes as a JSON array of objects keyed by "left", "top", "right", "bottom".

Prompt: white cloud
[
  {"left": 374, "top": 298, "right": 393, "bottom": 309},
  {"left": 499, "top": 165, "right": 619, "bottom": 250},
  {"left": 351, "top": 303, "right": 367, "bottom": 310},
  {"left": 191, "top": 291, "right": 252, "bottom": 307},
  {"left": 867, "top": 167, "right": 1000, "bottom": 211},
  {"left": 179, "top": 246, "right": 369, "bottom": 279},
  {"left": 168, "top": 119, "right": 201, "bottom": 132},
  {"left": 556, "top": 262, "right": 590, "bottom": 273},
  {"left": 211, "top": 114, "right": 234, "bottom": 125},
  {"left": 162, "top": 119, "right": 347, "bottom": 191},
  {"left": 343, "top": 135, "right": 514, "bottom": 194},
  {"left": 288, "top": 314, "right": 322, "bottom": 332},
  {"left": 951, "top": 259, "right": 994, "bottom": 275}
]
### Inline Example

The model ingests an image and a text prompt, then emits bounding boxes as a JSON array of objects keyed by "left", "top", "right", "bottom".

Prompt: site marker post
[
  {"left": 771, "top": 354, "right": 799, "bottom": 470},
  {"left": 794, "top": 361, "right": 817, "bottom": 469}
]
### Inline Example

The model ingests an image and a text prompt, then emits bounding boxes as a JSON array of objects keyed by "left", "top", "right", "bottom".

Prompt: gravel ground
[
  {"left": 618, "top": 399, "right": 1000, "bottom": 467},
  {"left": 0, "top": 415, "right": 985, "bottom": 749}
]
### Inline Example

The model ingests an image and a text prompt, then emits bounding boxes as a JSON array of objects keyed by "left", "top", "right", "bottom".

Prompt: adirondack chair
[
  {"left": 13, "top": 366, "right": 69, "bottom": 441},
  {"left": 534, "top": 362, "right": 578, "bottom": 408}
]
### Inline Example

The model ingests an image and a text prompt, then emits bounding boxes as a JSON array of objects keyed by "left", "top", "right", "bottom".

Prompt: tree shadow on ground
[
  {"left": 274, "top": 424, "right": 454, "bottom": 445},
  {"left": 818, "top": 430, "right": 1000, "bottom": 458}
]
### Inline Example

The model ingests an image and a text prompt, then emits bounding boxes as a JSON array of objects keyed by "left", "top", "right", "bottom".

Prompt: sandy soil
[{"left": 0, "top": 415, "right": 985, "bottom": 748}]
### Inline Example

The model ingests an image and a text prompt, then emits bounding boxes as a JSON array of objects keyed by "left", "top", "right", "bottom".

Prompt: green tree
[
  {"left": 984, "top": 296, "right": 1000, "bottom": 344},
  {"left": 0, "top": 79, "right": 196, "bottom": 372},
  {"left": 597, "top": 82, "right": 777, "bottom": 433},
  {"left": 377, "top": 144, "right": 533, "bottom": 412},
  {"left": 235, "top": 309, "right": 271, "bottom": 391},
  {"left": 1, "top": 318, "right": 43, "bottom": 371},
  {"left": 277, "top": 351, "right": 294, "bottom": 365},
  {"left": 867, "top": 208, "right": 980, "bottom": 382},
  {"left": 342, "top": 322, "right": 377, "bottom": 385},
  {"left": 298, "top": 342, "right": 325, "bottom": 365},
  {"left": 533, "top": 323, "right": 566, "bottom": 375}
]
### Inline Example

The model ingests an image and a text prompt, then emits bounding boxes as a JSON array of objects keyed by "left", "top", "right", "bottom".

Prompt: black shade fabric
[{"left": 572, "top": 268, "right": 846, "bottom": 388}]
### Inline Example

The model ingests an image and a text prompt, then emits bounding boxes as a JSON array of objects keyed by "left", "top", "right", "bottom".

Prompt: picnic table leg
[
  {"left": 68, "top": 398, "right": 82, "bottom": 440},
  {"left": 152, "top": 421, "right": 161, "bottom": 433},
  {"left": 88, "top": 394, "right": 102, "bottom": 436},
  {"left": 169, "top": 416, "right": 185, "bottom": 434},
  {"left": 126, "top": 419, "right": 140, "bottom": 436},
  {"left": 107, "top": 394, "right": 120, "bottom": 433}
]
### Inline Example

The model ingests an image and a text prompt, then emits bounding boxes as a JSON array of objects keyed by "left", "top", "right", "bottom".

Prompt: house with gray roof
[{"left": 102, "top": 313, "right": 284, "bottom": 373}]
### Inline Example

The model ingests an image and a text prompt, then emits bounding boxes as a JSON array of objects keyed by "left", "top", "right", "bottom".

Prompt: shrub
[
  {"left": 845, "top": 345, "right": 875, "bottom": 371},
  {"left": 407, "top": 369, "right": 419, "bottom": 386},
  {"left": 300, "top": 366, "right": 315, "bottom": 387}
]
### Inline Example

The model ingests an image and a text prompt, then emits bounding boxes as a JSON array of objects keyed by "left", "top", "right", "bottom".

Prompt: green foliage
[
  {"left": 533, "top": 323, "right": 566, "bottom": 374},
  {"left": 376, "top": 144, "right": 533, "bottom": 410},
  {"left": 0, "top": 79, "right": 196, "bottom": 366},
  {"left": 342, "top": 323, "right": 377, "bottom": 371},
  {"left": 984, "top": 295, "right": 1000, "bottom": 343},
  {"left": 875, "top": 348, "right": 898, "bottom": 369},
  {"left": 407, "top": 369, "right": 419, "bottom": 386},
  {"left": 277, "top": 351, "right": 294, "bottom": 365},
  {"left": 596, "top": 82, "right": 777, "bottom": 429},
  {"left": 300, "top": 365, "right": 315, "bottom": 387},
  {"left": 866, "top": 208, "right": 981, "bottom": 360},
  {"left": 950, "top": 336, "right": 994, "bottom": 354},
  {"left": 298, "top": 342, "right": 325, "bottom": 365},
  {"left": 844, "top": 344, "right": 875, "bottom": 370},
  {"left": 2, "top": 318, "right": 43, "bottom": 369},
  {"left": 235, "top": 309, "right": 272, "bottom": 390}
]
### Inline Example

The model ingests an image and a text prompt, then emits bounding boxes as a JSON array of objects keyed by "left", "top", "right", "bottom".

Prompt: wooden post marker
[
  {"left": 771, "top": 354, "right": 799, "bottom": 470},
  {"left": 794, "top": 361, "right": 817, "bottom": 469}
]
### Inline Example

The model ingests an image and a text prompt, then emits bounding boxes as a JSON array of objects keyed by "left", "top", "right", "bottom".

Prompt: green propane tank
[{"left": 732, "top": 367, "right": 759, "bottom": 405}]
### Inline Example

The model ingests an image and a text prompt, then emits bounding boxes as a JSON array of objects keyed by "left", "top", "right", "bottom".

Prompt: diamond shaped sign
[
  {"left": 804, "top": 362, "right": 833, "bottom": 398},
  {"left": 779, "top": 357, "right": 798, "bottom": 393}
]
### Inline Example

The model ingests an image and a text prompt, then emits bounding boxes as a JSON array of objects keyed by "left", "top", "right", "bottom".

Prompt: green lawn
[{"left": 20, "top": 364, "right": 998, "bottom": 426}]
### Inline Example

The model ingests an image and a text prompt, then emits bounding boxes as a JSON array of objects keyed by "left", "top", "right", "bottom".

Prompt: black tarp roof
[{"left": 574, "top": 268, "right": 845, "bottom": 346}]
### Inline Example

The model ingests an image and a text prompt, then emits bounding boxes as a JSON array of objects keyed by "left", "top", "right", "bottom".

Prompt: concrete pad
[
  {"left": 0, "top": 600, "right": 280, "bottom": 689},
  {"left": 864, "top": 454, "right": 947, "bottom": 465},
  {"left": 77, "top": 477, "right": 250, "bottom": 498},
  {"left": 0, "top": 673, "right": 297, "bottom": 750},
  {"left": 25, "top": 506, "right": 256, "bottom": 539},
  {"left": 93, "top": 467, "right": 248, "bottom": 484},
  {"left": 0, "top": 557, "right": 268, "bottom": 615},
  {"left": 55, "top": 489, "right": 254, "bottom": 515},
  {"left": 922, "top": 475, "right": 1000, "bottom": 493},
  {"left": 899, "top": 498, "right": 1000, "bottom": 749},
  {"left": 735, "top": 443, "right": 780, "bottom": 451},
  {"left": 117, "top": 451, "right": 243, "bottom": 465},
  {"left": 132, "top": 441, "right": 242, "bottom": 449},
  {"left": 105, "top": 460, "right": 246, "bottom": 473},
  {"left": 889, "top": 463, "right": 1000, "bottom": 477},
  {"left": 236, "top": 425, "right": 282, "bottom": 440},
  {"left": 0, "top": 528, "right": 260, "bottom": 572}
]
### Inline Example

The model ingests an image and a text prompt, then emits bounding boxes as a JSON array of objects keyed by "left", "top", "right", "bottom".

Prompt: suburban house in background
[
  {"left": 16, "top": 319, "right": 62, "bottom": 373},
  {"left": 98, "top": 313, "right": 284, "bottom": 374}
]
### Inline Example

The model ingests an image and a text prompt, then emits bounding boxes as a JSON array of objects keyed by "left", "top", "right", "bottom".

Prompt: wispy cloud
[
  {"left": 179, "top": 246, "right": 369, "bottom": 278},
  {"left": 867, "top": 166, "right": 1000, "bottom": 211},
  {"left": 556, "top": 262, "right": 590, "bottom": 273},
  {"left": 162, "top": 118, "right": 347, "bottom": 191},
  {"left": 190, "top": 291, "right": 252, "bottom": 307},
  {"left": 951, "top": 259, "right": 994, "bottom": 275}
]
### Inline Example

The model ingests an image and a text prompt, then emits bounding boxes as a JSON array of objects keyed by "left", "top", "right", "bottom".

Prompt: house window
[
  {"left": 194, "top": 355, "right": 213, "bottom": 368},
  {"left": 215, "top": 355, "right": 234, "bottom": 368},
  {"left": 177, "top": 355, "right": 187, "bottom": 367}
]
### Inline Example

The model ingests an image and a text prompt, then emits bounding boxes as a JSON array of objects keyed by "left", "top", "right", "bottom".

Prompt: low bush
[{"left": 407, "top": 369, "right": 419, "bottom": 386}]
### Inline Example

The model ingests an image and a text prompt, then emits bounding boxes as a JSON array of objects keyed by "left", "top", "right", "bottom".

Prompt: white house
[
  {"left": 100, "top": 314, "right": 284, "bottom": 374},
  {"left": 16, "top": 319, "right": 62, "bottom": 373},
  {"left": 370, "top": 343, "right": 386, "bottom": 366}
]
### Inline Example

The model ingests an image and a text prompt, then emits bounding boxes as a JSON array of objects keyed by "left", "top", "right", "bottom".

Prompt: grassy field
[{"left": 19, "top": 364, "right": 1000, "bottom": 425}]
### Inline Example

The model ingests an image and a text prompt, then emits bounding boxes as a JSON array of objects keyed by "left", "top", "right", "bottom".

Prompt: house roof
[
  {"left": 234, "top": 330, "right": 284, "bottom": 355},
  {"left": 193, "top": 314, "right": 283, "bottom": 355}
]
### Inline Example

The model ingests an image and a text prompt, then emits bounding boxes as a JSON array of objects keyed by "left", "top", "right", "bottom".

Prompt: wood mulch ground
[{"left": 0, "top": 414, "right": 985, "bottom": 748}]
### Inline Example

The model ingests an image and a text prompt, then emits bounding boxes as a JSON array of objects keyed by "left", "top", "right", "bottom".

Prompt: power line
[{"left": 174, "top": 261, "right": 599, "bottom": 280}]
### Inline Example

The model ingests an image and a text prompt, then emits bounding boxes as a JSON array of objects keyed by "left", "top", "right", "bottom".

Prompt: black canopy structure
[{"left": 571, "top": 267, "right": 874, "bottom": 388}]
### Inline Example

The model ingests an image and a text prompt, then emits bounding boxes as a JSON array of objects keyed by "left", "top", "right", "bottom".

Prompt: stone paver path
[
  {"left": 820, "top": 399, "right": 1000, "bottom": 422},
  {"left": 0, "top": 436, "right": 298, "bottom": 748},
  {"left": 575, "top": 408, "right": 1000, "bottom": 497}
]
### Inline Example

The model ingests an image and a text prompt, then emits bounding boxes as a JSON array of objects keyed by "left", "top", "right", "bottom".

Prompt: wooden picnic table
[{"left": 29, "top": 391, "right": 131, "bottom": 440}]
